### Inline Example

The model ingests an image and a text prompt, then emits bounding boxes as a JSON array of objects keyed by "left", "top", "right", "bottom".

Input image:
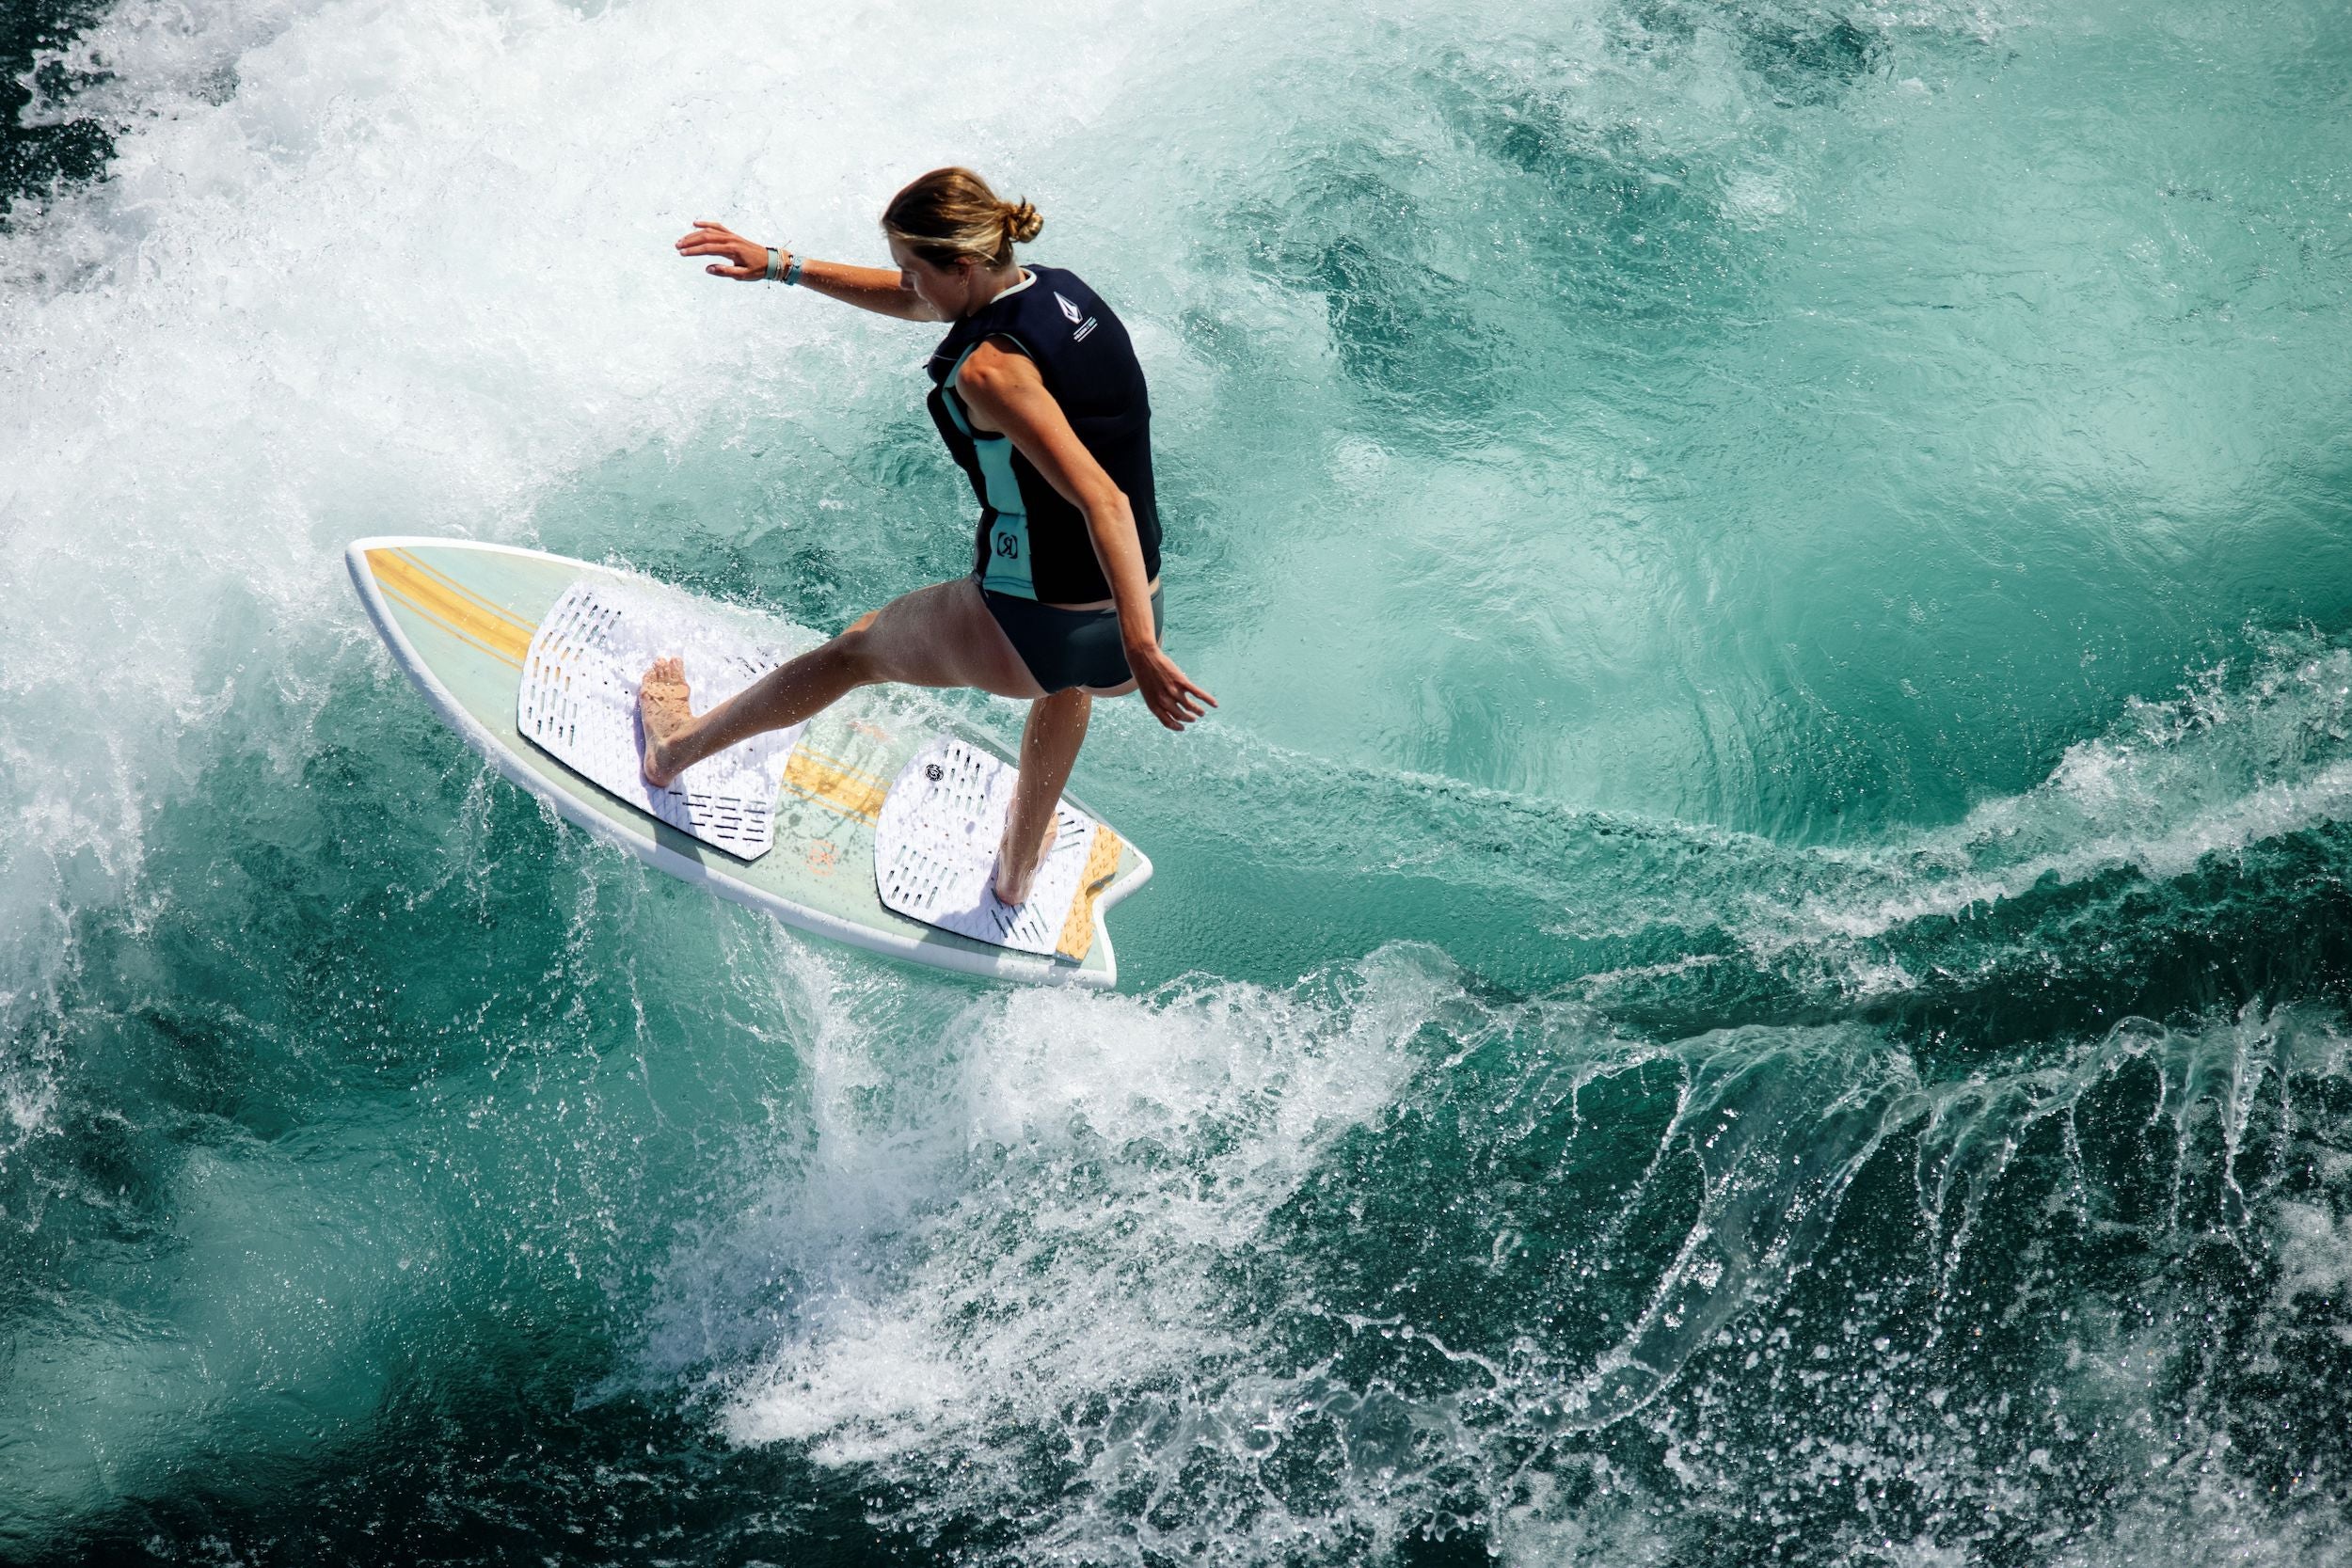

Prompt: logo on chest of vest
[{"left": 1054, "top": 291, "right": 1100, "bottom": 341}]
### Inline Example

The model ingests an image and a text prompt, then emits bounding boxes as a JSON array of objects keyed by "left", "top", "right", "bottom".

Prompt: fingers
[
  {"left": 1144, "top": 682, "right": 1184, "bottom": 731},
  {"left": 1124, "top": 652, "right": 1216, "bottom": 730},
  {"left": 1155, "top": 666, "right": 1216, "bottom": 727},
  {"left": 1145, "top": 678, "right": 1210, "bottom": 730},
  {"left": 680, "top": 223, "right": 767, "bottom": 280},
  {"left": 676, "top": 222, "right": 761, "bottom": 264}
]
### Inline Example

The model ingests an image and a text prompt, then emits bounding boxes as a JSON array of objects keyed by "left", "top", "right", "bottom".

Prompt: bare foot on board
[
  {"left": 638, "top": 657, "right": 696, "bottom": 788},
  {"left": 993, "top": 805, "right": 1060, "bottom": 907}
]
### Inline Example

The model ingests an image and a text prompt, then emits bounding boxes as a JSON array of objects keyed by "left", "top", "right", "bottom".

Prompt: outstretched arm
[
  {"left": 675, "top": 219, "right": 944, "bottom": 321},
  {"left": 955, "top": 341, "right": 1217, "bottom": 731}
]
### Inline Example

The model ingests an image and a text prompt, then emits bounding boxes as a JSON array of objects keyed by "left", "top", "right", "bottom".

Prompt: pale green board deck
[{"left": 346, "top": 536, "right": 1150, "bottom": 987}]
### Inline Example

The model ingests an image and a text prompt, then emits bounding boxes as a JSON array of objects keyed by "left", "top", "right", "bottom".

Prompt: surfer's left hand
[{"left": 1128, "top": 641, "right": 1216, "bottom": 731}]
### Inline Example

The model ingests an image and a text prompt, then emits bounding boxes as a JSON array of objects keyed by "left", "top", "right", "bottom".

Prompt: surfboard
[{"left": 345, "top": 536, "right": 1152, "bottom": 987}]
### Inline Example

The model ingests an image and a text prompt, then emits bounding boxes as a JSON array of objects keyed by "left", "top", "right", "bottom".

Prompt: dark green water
[
  {"left": 0, "top": 0, "right": 107, "bottom": 220},
  {"left": 5, "top": 0, "right": 2352, "bottom": 1561}
]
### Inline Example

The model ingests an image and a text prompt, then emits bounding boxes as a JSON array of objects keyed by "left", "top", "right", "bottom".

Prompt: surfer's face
[
  {"left": 884, "top": 237, "right": 1007, "bottom": 319},
  {"left": 889, "top": 238, "right": 988, "bottom": 318}
]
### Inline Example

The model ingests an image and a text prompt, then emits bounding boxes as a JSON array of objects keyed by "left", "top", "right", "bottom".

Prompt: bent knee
[{"left": 833, "top": 625, "right": 890, "bottom": 686}]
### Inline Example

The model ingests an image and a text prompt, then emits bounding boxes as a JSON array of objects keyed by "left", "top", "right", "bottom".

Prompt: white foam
[
  {"left": 643, "top": 953, "right": 1910, "bottom": 1561},
  {"left": 7, "top": 1, "right": 2351, "bottom": 1560},
  {"left": 1732, "top": 645, "right": 2352, "bottom": 981},
  {"left": 0, "top": 0, "right": 1184, "bottom": 1160},
  {"left": 0, "top": 0, "right": 1199, "bottom": 1517},
  {"left": 638, "top": 949, "right": 1456, "bottom": 1543}
]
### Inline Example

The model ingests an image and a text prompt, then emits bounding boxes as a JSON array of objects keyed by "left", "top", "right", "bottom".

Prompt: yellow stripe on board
[
  {"left": 782, "top": 748, "right": 890, "bottom": 823},
  {"left": 377, "top": 580, "right": 524, "bottom": 672},
  {"left": 399, "top": 549, "right": 535, "bottom": 641},
  {"left": 367, "top": 550, "right": 899, "bottom": 831},
  {"left": 367, "top": 548, "right": 532, "bottom": 667},
  {"left": 798, "top": 745, "right": 889, "bottom": 794},
  {"left": 1056, "top": 826, "right": 1124, "bottom": 962}
]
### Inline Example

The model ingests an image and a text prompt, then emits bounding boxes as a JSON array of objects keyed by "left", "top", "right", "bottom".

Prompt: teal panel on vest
[{"left": 948, "top": 351, "right": 1037, "bottom": 599}]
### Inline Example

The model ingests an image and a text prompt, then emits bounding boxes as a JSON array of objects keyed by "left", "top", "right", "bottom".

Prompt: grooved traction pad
[
  {"left": 517, "top": 581, "right": 805, "bottom": 861},
  {"left": 875, "top": 738, "right": 1123, "bottom": 961}
]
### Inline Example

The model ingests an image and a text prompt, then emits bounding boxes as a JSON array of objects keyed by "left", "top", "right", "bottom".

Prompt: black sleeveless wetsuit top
[{"left": 924, "top": 265, "right": 1160, "bottom": 604}]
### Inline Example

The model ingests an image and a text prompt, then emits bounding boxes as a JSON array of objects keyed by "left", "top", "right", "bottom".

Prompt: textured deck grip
[
  {"left": 873, "top": 738, "right": 1117, "bottom": 960},
  {"left": 516, "top": 581, "right": 803, "bottom": 861}
]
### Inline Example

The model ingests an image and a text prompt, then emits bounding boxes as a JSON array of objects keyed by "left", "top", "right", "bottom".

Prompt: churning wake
[{"left": 5, "top": 0, "right": 2352, "bottom": 1560}]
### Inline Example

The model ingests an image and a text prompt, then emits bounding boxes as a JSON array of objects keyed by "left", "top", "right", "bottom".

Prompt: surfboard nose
[{"left": 345, "top": 537, "right": 386, "bottom": 597}]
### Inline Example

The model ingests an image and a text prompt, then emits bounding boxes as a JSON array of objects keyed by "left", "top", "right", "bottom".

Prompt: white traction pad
[
  {"left": 517, "top": 581, "right": 805, "bottom": 861},
  {"left": 874, "top": 738, "right": 1123, "bottom": 961}
]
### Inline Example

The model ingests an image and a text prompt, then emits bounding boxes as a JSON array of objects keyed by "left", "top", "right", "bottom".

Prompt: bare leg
[
  {"left": 994, "top": 689, "right": 1090, "bottom": 905},
  {"left": 641, "top": 637, "right": 873, "bottom": 787},
  {"left": 641, "top": 578, "right": 1041, "bottom": 787}
]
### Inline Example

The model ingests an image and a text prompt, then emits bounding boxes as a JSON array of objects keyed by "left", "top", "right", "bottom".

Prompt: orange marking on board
[
  {"left": 1055, "top": 826, "right": 1124, "bottom": 962},
  {"left": 781, "top": 748, "right": 889, "bottom": 823}
]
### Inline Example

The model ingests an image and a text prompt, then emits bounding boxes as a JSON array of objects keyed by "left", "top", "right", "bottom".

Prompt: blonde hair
[{"left": 882, "top": 166, "right": 1041, "bottom": 270}]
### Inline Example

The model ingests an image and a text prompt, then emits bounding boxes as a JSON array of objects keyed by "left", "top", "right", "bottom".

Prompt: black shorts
[{"left": 978, "top": 580, "right": 1165, "bottom": 695}]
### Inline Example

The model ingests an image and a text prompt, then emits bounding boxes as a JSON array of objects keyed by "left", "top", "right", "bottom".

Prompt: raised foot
[
  {"left": 993, "top": 804, "right": 1060, "bottom": 908},
  {"left": 638, "top": 656, "right": 696, "bottom": 788}
]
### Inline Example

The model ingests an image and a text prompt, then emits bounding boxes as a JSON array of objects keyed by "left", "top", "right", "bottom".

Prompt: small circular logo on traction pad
[{"left": 926, "top": 763, "right": 945, "bottom": 782}]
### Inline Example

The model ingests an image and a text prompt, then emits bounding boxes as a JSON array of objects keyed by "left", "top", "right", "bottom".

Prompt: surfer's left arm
[{"left": 954, "top": 341, "right": 1217, "bottom": 732}]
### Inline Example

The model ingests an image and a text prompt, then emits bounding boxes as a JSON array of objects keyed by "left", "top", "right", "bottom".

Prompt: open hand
[
  {"left": 675, "top": 219, "right": 775, "bottom": 281},
  {"left": 1127, "top": 641, "right": 1216, "bottom": 732}
]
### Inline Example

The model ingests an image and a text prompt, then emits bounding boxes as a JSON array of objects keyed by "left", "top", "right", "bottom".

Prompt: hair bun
[{"left": 884, "top": 168, "right": 1036, "bottom": 266}]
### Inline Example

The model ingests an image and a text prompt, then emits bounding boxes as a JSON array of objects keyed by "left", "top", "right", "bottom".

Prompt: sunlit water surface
[{"left": 5, "top": 0, "right": 2352, "bottom": 1560}]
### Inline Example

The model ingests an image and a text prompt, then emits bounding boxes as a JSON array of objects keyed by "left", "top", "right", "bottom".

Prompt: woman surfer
[{"left": 641, "top": 167, "right": 1215, "bottom": 907}]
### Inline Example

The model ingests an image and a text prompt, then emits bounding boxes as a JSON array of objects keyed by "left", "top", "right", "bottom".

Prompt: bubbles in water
[{"left": 7, "top": 0, "right": 2352, "bottom": 1559}]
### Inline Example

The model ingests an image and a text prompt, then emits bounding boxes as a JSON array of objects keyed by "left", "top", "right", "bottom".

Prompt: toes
[{"left": 640, "top": 657, "right": 691, "bottom": 705}]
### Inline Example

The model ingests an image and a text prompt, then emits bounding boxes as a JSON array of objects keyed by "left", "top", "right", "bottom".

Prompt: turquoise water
[{"left": 5, "top": 0, "right": 2352, "bottom": 1560}]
